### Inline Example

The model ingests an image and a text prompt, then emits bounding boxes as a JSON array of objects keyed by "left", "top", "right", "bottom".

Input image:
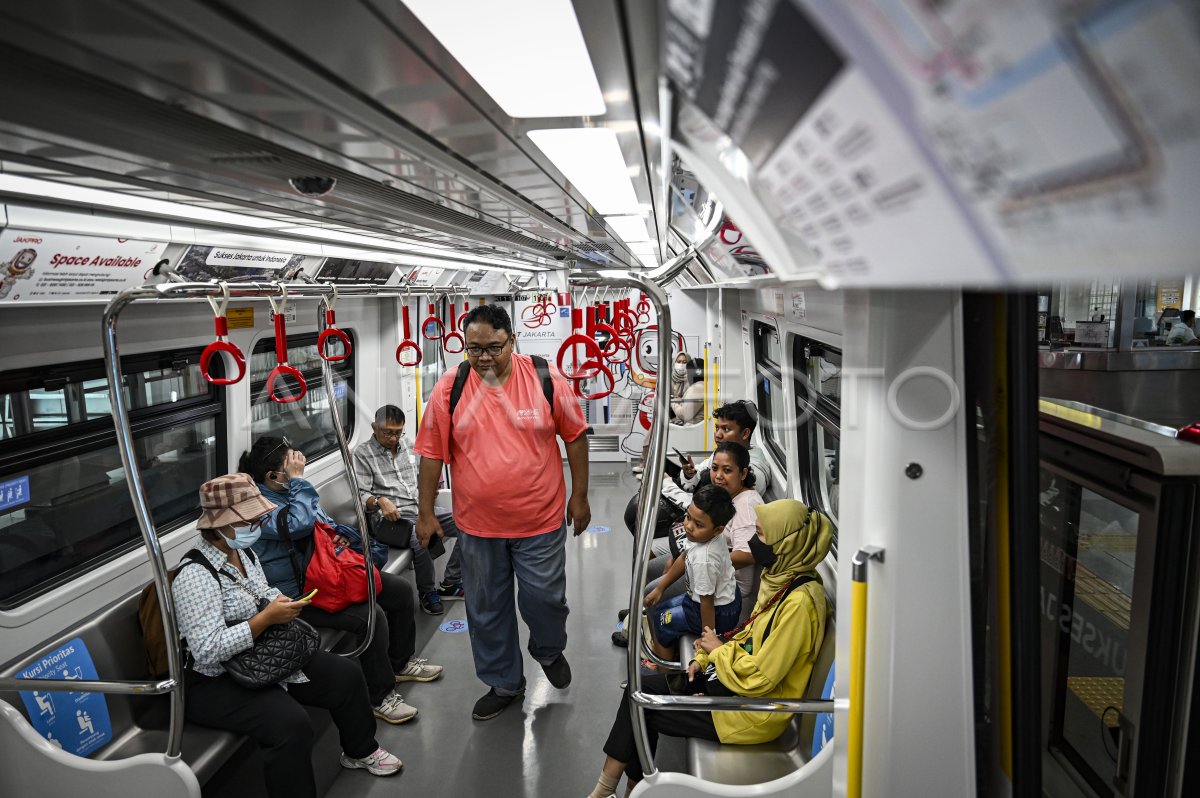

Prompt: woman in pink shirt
[{"left": 708, "top": 441, "right": 764, "bottom": 619}]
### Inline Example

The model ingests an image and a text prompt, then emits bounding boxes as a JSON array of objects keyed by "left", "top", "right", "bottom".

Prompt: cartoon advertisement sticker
[
  {"left": 16, "top": 637, "right": 113, "bottom": 757},
  {"left": 438, "top": 619, "right": 469, "bottom": 634}
]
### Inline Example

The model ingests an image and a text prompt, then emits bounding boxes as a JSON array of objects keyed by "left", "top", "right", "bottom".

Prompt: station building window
[
  {"left": 0, "top": 350, "right": 225, "bottom": 608},
  {"left": 751, "top": 321, "right": 786, "bottom": 470},
  {"left": 249, "top": 331, "right": 355, "bottom": 461},
  {"left": 792, "top": 336, "right": 841, "bottom": 531}
]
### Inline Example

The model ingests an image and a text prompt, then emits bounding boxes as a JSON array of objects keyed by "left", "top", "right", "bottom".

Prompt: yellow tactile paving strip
[
  {"left": 1073, "top": 565, "right": 1132, "bottom": 631},
  {"left": 1067, "top": 676, "right": 1124, "bottom": 727}
]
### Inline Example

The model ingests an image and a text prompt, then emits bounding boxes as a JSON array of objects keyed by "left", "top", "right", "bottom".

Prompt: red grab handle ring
[
  {"left": 443, "top": 302, "right": 464, "bottom": 354},
  {"left": 422, "top": 302, "right": 445, "bottom": 341},
  {"left": 576, "top": 359, "right": 615, "bottom": 399},
  {"left": 266, "top": 364, "right": 308, "bottom": 404},
  {"left": 200, "top": 340, "right": 246, "bottom": 385},
  {"left": 267, "top": 311, "right": 307, "bottom": 403},
  {"left": 458, "top": 301, "right": 470, "bottom": 331},
  {"left": 397, "top": 305, "right": 422, "bottom": 366},
  {"left": 318, "top": 309, "right": 352, "bottom": 362},
  {"left": 557, "top": 333, "right": 604, "bottom": 380},
  {"left": 396, "top": 340, "right": 422, "bottom": 367},
  {"left": 200, "top": 314, "right": 246, "bottom": 385}
]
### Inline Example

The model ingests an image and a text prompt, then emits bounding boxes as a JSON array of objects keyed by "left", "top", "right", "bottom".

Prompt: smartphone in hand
[{"left": 297, "top": 588, "right": 319, "bottom": 602}]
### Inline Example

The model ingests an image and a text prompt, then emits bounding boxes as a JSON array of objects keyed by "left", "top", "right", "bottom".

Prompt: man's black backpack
[{"left": 447, "top": 355, "right": 554, "bottom": 417}]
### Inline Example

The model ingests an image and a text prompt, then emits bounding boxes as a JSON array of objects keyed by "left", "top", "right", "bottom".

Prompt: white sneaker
[
  {"left": 395, "top": 657, "right": 444, "bottom": 683},
  {"left": 372, "top": 691, "right": 418, "bottom": 724},
  {"left": 340, "top": 746, "right": 403, "bottom": 776}
]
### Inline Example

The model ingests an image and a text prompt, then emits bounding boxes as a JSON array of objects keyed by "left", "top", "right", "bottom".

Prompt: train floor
[{"left": 207, "top": 462, "right": 686, "bottom": 798}]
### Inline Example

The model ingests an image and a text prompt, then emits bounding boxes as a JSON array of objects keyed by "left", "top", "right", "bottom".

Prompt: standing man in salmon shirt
[{"left": 414, "top": 303, "right": 591, "bottom": 721}]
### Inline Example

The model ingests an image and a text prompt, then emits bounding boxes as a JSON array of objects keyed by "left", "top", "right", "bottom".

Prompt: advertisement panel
[{"left": 0, "top": 229, "right": 165, "bottom": 303}]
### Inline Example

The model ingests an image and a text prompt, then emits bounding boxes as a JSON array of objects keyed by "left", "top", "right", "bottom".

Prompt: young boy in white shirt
[{"left": 644, "top": 485, "right": 742, "bottom": 661}]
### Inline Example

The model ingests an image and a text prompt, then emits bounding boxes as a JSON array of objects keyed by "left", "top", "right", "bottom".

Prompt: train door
[{"left": 1038, "top": 410, "right": 1199, "bottom": 797}]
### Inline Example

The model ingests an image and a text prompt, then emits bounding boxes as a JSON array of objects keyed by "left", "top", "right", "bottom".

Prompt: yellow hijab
[{"left": 752, "top": 499, "right": 833, "bottom": 608}]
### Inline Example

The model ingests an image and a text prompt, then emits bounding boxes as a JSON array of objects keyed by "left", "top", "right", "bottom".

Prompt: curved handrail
[
  {"left": 849, "top": 546, "right": 885, "bottom": 798},
  {"left": 13, "top": 278, "right": 472, "bottom": 764},
  {"left": 571, "top": 270, "right": 671, "bottom": 779}
]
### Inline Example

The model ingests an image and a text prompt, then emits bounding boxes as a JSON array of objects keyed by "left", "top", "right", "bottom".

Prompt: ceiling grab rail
[
  {"left": 265, "top": 286, "right": 308, "bottom": 404},
  {"left": 0, "top": 279, "right": 476, "bottom": 762},
  {"left": 317, "top": 294, "right": 377, "bottom": 658},
  {"left": 849, "top": 546, "right": 885, "bottom": 798},
  {"left": 199, "top": 282, "right": 246, "bottom": 385},
  {"left": 316, "top": 284, "right": 352, "bottom": 363}
]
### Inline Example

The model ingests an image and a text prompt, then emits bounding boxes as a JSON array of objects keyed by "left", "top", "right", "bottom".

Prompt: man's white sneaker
[
  {"left": 340, "top": 746, "right": 403, "bottom": 776},
  {"left": 372, "top": 691, "right": 418, "bottom": 724},
  {"left": 396, "top": 657, "right": 444, "bottom": 683}
]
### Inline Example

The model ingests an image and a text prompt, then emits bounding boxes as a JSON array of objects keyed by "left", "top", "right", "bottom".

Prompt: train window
[
  {"left": 752, "top": 321, "right": 786, "bottom": 467},
  {"left": 0, "top": 350, "right": 226, "bottom": 608},
  {"left": 249, "top": 332, "right": 355, "bottom": 460},
  {"left": 2, "top": 362, "right": 213, "bottom": 440},
  {"left": 792, "top": 336, "right": 841, "bottom": 528}
]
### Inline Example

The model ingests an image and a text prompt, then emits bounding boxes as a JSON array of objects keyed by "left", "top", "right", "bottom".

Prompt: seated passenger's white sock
[{"left": 588, "top": 771, "right": 619, "bottom": 798}]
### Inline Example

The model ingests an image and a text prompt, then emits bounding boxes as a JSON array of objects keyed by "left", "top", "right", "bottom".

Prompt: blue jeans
[{"left": 458, "top": 523, "right": 568, "bottom": 695}]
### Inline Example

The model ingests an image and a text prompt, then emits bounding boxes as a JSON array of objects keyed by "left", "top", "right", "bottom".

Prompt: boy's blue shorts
[{"left": 652, "top": 592, "right": 741, "bottom": 646}]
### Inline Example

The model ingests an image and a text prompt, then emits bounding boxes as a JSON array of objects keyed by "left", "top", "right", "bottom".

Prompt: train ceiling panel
[{"left": 0, "top": 0, "right": 668, "bottom": 271}]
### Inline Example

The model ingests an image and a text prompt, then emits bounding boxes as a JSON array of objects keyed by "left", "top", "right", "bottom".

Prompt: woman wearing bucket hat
[
  {"left": 173, "top": 473, "right": 403, "bottom": 798},
  {"left": 584, "top": 499, "right": 832, "bottom": 798}
]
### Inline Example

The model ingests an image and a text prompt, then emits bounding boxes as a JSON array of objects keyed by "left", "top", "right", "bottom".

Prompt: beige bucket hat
[{"left": 197, "top": 473, "right": 276, "bottom": 529}]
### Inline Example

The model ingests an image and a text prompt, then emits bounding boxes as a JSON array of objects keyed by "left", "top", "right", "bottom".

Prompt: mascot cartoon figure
[{"left": 0, "top": 248, "right": 37, "bottom": 300}]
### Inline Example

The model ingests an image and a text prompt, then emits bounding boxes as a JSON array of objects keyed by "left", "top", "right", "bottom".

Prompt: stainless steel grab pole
[
  {"left": 102, "top": 287, "right": 189, "bottom": 758},
  {"left": 630, "top": 693, "right": 835, "bottom": 714},
  {"left": 317, "top": 295, "right": 376, "bottom": 658},
  {"left": 571, "top": 271, "right": 671, "bottom": 779},
  {"left": 0, "top": 677, "right": 177, "bottom": 695}
]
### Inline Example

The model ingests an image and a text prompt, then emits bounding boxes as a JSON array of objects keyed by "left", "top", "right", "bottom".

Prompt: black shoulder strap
[
  {"left": 449, "top": 356, "right": 555, "bottom": 416},
  {"left": 273, "top": 509, "right": 305, "bottom": 592},
  {"left": 448, "top": 360, "right": 473, "bottom": 417},
  {"left": 530, "top": 355, "right": 554, "bottom": 411},
  {"left": 762, "top": 575, "right": 816, "bottom": 646},
  {"left": 177, "top": 549, "right": 221, "bottom": 582}
]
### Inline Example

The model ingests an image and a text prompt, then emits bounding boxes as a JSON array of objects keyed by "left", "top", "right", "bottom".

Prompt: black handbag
[{"left": 223, "top": 599, "right": 320, "bottom": 689}]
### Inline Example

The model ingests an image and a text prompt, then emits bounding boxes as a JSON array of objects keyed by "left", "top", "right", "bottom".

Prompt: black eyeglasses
[
  {"left": 375, "top": 427, "right": 403, "bottom": 439},
  {"left": 464, "top": 337, "right": 512, "bottom": 358}
]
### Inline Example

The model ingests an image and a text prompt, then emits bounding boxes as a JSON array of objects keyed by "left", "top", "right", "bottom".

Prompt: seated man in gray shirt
[{"left": 354, "top": 404, "right": 463, "bottom": 616}]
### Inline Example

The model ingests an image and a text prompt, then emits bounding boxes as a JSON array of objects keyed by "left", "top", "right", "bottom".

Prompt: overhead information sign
[
  {"left": 666, "top": 0, "right": 1200, "bottom": 285},
  {"left": 841, "top": 0, "right": 1200, "bottom": 282},
  {"left": 176, "top": 245, "right": 303, "bottom": 281},
  {"left": 405, "top": 267, "right": 443, "bottom": 288},
  {"left": 316, "top": 258, "right": 405, "bottom": 284},
  {"left": 502, "top": 293, "right": 572, "bottom": 359},
  {"left": 464, "top": 269, "right": 512, "bottom": 295},
  {"left": 0, "top": 229, "right": 165, "bottom": 303}
]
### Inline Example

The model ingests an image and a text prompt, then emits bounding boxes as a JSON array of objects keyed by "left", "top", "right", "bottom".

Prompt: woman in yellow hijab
[{"left": 585, "top": 499, "right": 833, "bottom": 798}]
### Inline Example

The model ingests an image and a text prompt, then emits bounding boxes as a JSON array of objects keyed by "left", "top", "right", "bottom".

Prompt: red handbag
[{"left": 304, "top": 520, "right": 382, "bottom": 613}]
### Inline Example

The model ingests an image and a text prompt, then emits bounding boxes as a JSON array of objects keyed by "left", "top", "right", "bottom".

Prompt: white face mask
[{"left": 672, "top": 363, "right": 688, "bottom": 378}]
